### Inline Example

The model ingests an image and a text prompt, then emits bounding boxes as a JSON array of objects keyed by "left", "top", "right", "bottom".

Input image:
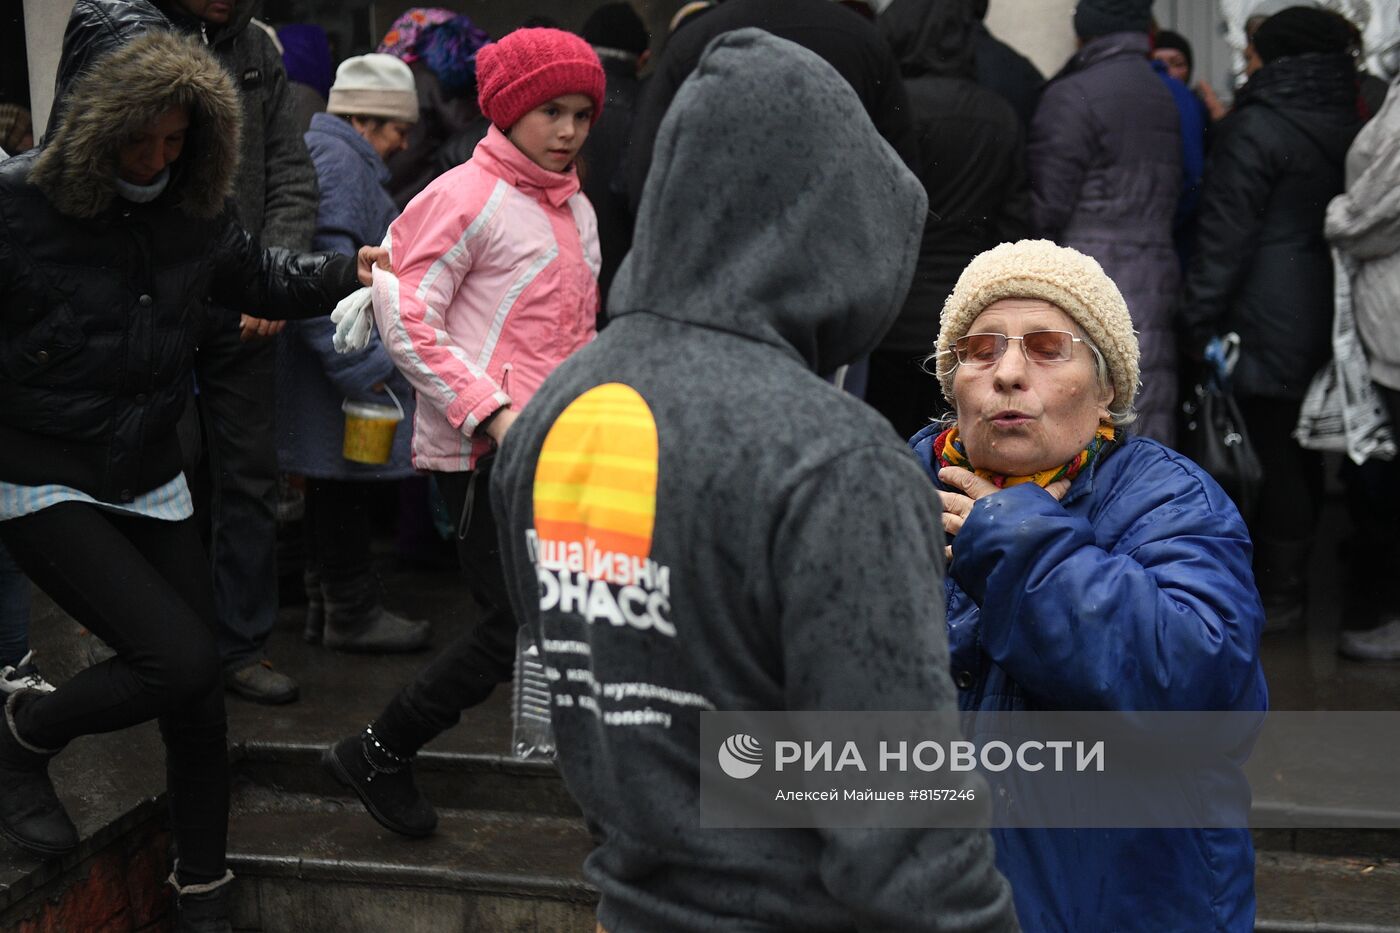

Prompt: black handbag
[{"left": 1180, "top": 373, "right": 1264, "bottom": 521}]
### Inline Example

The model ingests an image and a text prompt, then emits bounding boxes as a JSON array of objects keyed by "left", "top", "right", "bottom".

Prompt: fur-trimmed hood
[{"left": 32, "top": 29, "right": 241, "bottom": 219}]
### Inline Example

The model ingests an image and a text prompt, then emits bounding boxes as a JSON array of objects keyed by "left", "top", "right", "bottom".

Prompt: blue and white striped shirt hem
[{"left": 0, "top": 473, "right": 194, "bottom": 522}]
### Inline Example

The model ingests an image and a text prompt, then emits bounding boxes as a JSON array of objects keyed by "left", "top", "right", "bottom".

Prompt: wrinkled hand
[
  {"left": 937, "top": 466, "right": 1071, "bottom": 561},
  {"left": 239, "top": 314, "right": 285, "bottom": 341},
  {"left": 483, "top": 407, "right": 518, "bottom": 447},
  {"left": 356, "top": 245, "right": 391, "bottom": 286}
]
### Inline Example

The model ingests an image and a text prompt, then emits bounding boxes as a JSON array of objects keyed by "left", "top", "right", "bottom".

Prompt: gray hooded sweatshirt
[{"left": 493, "top": 30, "right": 1018, "bottom": 933}]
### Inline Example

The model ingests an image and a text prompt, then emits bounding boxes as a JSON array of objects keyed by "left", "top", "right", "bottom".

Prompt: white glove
[{"left": 331, "top": 287, "right": 375, "bottom": 353}]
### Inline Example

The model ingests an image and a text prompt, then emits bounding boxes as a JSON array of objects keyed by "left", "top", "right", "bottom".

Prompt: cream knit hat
[
  {"left": 327, "top": 54, "right": 419, "bottom": 123},
  {"left": 936, "top": 239, "right": 1140, "bottom": 411}
]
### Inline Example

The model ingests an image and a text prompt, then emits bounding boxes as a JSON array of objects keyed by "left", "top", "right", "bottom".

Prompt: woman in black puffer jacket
[
  {"left": 1178, "top": 7, "right": 1362, "bottom": 631},
  {"left": 0, "top": 26, "right": 375, "bottom": 931}
]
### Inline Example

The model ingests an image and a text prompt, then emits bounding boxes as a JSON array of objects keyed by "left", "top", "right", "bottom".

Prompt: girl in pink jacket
[{"left": 325, "top": 28, "right": 604, "bottom": 837}]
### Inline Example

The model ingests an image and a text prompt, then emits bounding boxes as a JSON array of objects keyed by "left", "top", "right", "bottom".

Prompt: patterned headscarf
[
  {"left": 418, "top": 16, "right": 492, "bottom": 94},
  {"left": 377, "top": 7, "right": 456, "bottom": 63}
]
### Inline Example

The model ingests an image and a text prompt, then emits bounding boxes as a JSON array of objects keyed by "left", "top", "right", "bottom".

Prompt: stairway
[{"left": 223, "top": 745, "right": 595, "bottom": 933}]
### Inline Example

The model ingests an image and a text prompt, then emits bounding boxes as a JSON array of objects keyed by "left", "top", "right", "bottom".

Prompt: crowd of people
[{"left": 0, "top": 0, "right": 1397, "bottom": 930}]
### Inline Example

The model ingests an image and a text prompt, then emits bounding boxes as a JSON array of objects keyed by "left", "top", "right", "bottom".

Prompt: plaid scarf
[{"left": 933, "top": 423, "right": 1117, "bottom": 489}]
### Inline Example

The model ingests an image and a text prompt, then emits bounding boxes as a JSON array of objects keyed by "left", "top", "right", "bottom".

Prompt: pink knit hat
[{"left": 476, "top": 28, "right": 606, "bottom": 130}]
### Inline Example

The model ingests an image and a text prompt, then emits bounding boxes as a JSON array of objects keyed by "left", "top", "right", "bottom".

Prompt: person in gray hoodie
[{"left": 491, "top": 29, "right": 1018, "bottom": 933}]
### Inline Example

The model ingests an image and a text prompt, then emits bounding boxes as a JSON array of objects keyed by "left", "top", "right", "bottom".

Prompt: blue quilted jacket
[{"left": 910, "top": 427, "right": 1268, "bottom": 932}]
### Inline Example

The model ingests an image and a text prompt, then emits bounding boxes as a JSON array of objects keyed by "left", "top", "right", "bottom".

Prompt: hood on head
[
  {"left": 880, "top": 0, "right": 977, "bottom": 79},
  {"left": 32, "top": 29, "right": 242, "bottom": 220},
  {"left": 52, "top": 0, "right": 173, "bottom": 129},
  {"left": 608, "top": 28, "right": 927, "bottom": 373},
  {"left": 1238, "top": 52, "right": 1361, "bottom": 165}
]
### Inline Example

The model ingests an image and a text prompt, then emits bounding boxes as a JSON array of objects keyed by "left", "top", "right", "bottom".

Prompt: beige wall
[
  {"left": 984, "top": 0, "right": 1077, "bottom": 79},
  {"left": 23, "top": 0, "right": 67, "bottom": 138}
]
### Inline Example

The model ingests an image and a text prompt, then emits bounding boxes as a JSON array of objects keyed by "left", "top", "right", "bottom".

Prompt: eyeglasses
[{"left": 950, "top": 330, "right": 1089, "bottom": 367}]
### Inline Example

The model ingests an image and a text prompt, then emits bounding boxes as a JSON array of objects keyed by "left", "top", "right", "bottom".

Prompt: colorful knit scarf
[{"left": 933, "top": 423, "right": 1117, "bottom": 489}]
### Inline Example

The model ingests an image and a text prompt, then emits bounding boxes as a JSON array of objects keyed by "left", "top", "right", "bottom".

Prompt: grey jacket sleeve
[
  {"left": 1325, "top": 118, "right": 1400, "bottom": 261},
  {"left": 251, "top": 28, "right": 317, "bottom": 251},
  {"left": 771, "top": 446, "right": 1019, "bottom": 933}
]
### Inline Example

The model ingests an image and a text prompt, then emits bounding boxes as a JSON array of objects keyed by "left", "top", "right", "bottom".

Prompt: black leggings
[
  {"left": 373, "top": 465, "right": 518, "bottom": 757},
  {"left": 0, "top": 502, "right": 228, "bottom": 883}
]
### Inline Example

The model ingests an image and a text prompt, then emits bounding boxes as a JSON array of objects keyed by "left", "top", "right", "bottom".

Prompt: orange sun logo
[{"left": 533, "top": 383, "right": 659, "bottom": 564}]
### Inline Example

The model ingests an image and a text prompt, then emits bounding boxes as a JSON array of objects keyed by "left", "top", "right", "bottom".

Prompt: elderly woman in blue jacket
[
  {"left": 911, "top": 240, "right": 1267, "bottom": 932},
  {"left": 277, "top": 54, "right": 429, "bottom": 654}
]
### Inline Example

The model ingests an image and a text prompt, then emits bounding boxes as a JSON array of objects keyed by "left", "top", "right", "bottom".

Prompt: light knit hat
[
  {"left": 327, "top": 54, "right": 419, "bottom": 123},
  {"left": 936, "top": 239, "right": 1140, "bottom": 412},
  {"left": 475, "top": 28, "right": 605, "bottom": 130}
]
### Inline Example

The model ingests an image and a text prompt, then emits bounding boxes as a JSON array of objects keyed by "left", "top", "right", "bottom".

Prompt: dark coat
[
  {"left": 386, "top": 60, "right": 480, "bottom": 210},
  {"left": 910, "top": 428, "right": 1266, "bottom": 932},
  {"left": 624, "top": 0, "right": 918, "bottom": 214},
  {"left": 579, "top": 54, "right": 642, "bottom": 321},
  {"left": 973, "top": 21, "right": 1043, "bottom": 127},
  {"left": 1178, "top": 54, "right": 1362, "bottom": 400},
  {"left": 149, "top": 0, "right": 319, "bottom": 250},
  {"left": 0, "top": 31, "right": 357, "bottom": 505},
  {"left": 276, "top": 113, "right": 415, "bottom": 481},
  {"left": 1030, "top": 32, "right": 1181, "bottom": 444},
  {"left": 879, "top": 0, "right": 1030, "bottom": 353}
]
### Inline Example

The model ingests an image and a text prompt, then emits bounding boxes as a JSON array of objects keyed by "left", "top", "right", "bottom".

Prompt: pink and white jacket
[{"left": 371, "top": 125, "right": 600, "bottom": 472}]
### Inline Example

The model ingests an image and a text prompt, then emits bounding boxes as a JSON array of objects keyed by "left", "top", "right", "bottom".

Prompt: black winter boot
[
  {"left": 1255, "top": 537, "right": 1312, "bottom": 633},
  {"left": 0, "top": 691, "right": 78, "bottom": 857},
  {"left": 321, "top": 576, "right": 430, "bottom": 653},
  {"left": 323, "top": 724, "right": 437, "bottom": 837},
  {"left": 168, "top": 868, "right": 234, "bottom": 932}
]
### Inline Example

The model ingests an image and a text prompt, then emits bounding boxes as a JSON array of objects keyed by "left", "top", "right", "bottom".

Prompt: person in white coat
[{"left": 1327, "top": 73, "right": 1400, "bottom": 659}]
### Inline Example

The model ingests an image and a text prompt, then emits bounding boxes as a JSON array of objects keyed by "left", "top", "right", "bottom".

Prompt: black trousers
[
  {"left": 1237, "top": 395, "right": 1323, "bottom": 542},
  {"left": 1340, "top": 386, "right": 1400, "bottom": 592},
  {"left": 0, "top": 503, "right": 228, "bottom": 882},
  {"left": 373, "top": 463, "right": 518, "bottom": 757},
  {"left": 191, "top": 323, "right": 280, "bottom": 670},
  {"left": 303, "top": 477, "right": 376, "bottom": 591}
]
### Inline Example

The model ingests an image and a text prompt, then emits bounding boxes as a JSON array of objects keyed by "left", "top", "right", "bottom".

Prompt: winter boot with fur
[
  {"left": 323, "top": 724, "right": 438, "bottom": 837},
  {"left": 168, "top": 868, "right": 234, "bottom": 932},
  {"left": 321, "top": 576, "right": 430, "bottom": 653},
  {"left": 0, "top": 691, "right": 78, "bottom": 857}
]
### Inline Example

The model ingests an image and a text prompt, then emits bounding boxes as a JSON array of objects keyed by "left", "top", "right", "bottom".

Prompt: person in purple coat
[
  {"left": 1029, "top": 0, "right": 1181, "bottom": 445},
  {"left": 276, "top": 54, "right": 430, "bottom": 654}
]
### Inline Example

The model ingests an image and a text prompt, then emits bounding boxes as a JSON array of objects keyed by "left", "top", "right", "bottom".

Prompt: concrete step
[
  {"left": 1255, "top": 851, "right": 1400, "bottom": 932},
  {"left": 225, "top": 788, "right": 596, "bottom": 933},
  {"left": 235, "top": 741, "right": 580, "bottom": 820}
]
